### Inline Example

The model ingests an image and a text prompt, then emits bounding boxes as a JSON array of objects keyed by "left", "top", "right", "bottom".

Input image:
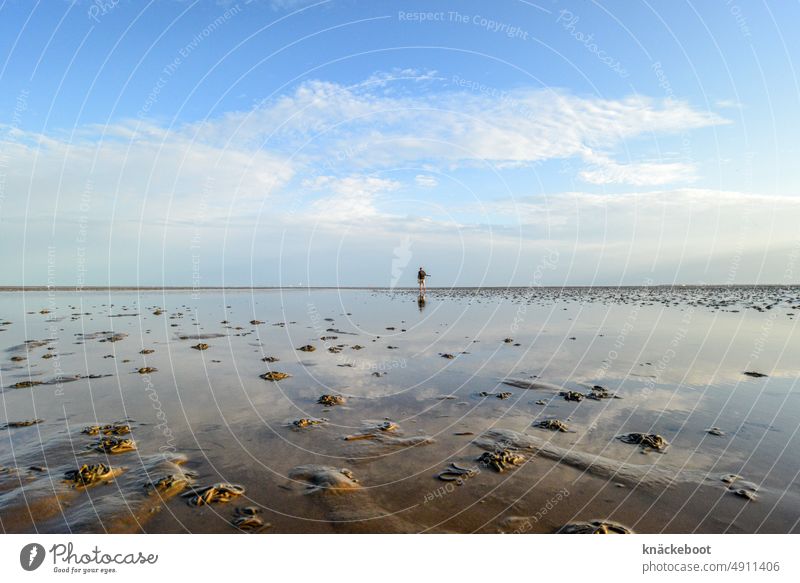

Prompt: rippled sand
[{"left": 1, "top": 287, "right": 798, "bottom": 533}]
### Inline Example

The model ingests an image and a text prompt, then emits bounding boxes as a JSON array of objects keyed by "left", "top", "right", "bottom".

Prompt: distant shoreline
[{"left": 0, "top": 284, "right": 796, "bottom": 292}]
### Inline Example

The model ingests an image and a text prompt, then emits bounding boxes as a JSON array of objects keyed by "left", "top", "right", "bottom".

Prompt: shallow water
[{"left": 1, "top": 287, "right": 798, "bottom": 533}]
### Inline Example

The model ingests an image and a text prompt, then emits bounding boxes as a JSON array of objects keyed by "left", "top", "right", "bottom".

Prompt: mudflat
[{"left": 1, "top": 287, "right": 798, "bottom": 533}]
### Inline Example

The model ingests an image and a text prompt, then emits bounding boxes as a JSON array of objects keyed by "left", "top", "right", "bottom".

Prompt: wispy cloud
[
  {"left": 189, "top": 79, "right": 728, "bottom": 179},
  {"left": 0, "top": 73, "right": 741, "bottom": 286},
  {"left": 302, "top": 174, "right": 401, "bottom": 222},
  {"left": 360, "top": 68, "right": 445, "bottom": 89},
  {"left": 579, "top": 153, "right": 697, "bottom": 186},
  {"left": 0, "top": 121, "right": 293, "bottom": 224},
  {"left": 414, "top": 174, "right": 438, "bottom": 188},
  {"left": 1, "top": 76, "right": 727, "bottom": 227},
  {"left": 715, "top": 98, "right": 744, "bottom": 109}
]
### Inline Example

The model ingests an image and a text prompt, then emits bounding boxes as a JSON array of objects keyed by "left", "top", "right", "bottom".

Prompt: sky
[{"left": 1, "top": 0, "right": 799, "bottom": 287}]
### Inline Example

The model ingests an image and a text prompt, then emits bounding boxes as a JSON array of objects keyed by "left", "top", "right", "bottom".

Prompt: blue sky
[{"left": 1, "top": 0, "right": 799, "bottom": 286}]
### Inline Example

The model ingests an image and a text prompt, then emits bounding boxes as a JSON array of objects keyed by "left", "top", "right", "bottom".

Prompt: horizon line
[{"left": 0, "top": 283, "right": 797, "bottom": 292}]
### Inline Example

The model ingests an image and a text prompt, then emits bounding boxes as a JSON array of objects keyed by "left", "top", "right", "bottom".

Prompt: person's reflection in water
[{"left": 417, "top": 293, "right": 427, "bottom": 312}]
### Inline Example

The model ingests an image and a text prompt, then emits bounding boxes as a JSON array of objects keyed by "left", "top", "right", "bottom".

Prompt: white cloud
[
  {"left": 443, "top": 188, "right": 800, "bottom": 284},
  {"left": 302, "top": 174, "right": 401, "bottom": 222},
  {"left": 414, "top": 174, "right": 438, "bottom": 188},
  {"left": 0, "top": 79, "right": 729, "bottom": 225},
  {"left": 0, "top": 121, "right": 294, "bottom": 225},
  {"left": 715, "top": 99, "right": 744, "bottom": 109},
  {"left": 0, "top": 73, "right": 746, "bottom": 285},
  {"left": 360, "top": 68, "right": 444, "bottom": 89},
  {"left": 191, "top": 80, "right": 727, "bottom": 182},
  {"left": 579, "top": 155, "right": 697, "bottom": 186},
  {"left": 483, "top": 188, "right": 800, "bottom": 253}
]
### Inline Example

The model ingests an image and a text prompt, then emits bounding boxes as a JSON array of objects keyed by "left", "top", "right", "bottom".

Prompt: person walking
[{"left": 417, "top": 266, "right": 428, "bottom": 293}]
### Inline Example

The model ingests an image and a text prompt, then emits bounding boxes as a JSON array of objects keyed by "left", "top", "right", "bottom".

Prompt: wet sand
[{"left": 1, "top": 287, "right": 799, "bottom": 533}]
